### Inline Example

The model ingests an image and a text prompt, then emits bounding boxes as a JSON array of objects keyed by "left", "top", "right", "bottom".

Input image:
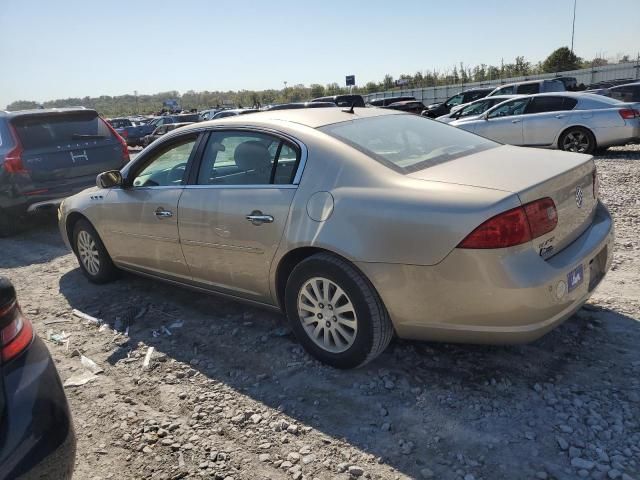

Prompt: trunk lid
[
  {"left": 11, "top": 111, "right": 124, "bottom": 185},
  {"left": 409, "top": 145, "right": 597, "bottom": 258}
]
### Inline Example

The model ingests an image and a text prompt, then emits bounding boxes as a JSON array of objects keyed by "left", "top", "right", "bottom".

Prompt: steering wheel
[{"left": 167, "top": 162, "right": 187, "bottom": 184}]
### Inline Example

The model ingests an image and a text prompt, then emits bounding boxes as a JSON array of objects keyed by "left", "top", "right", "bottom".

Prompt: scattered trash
[
  {"left": 72, "top": 309, "right": 101, "bottom": 325},
  {"left": 169, "top": 319, "right": 184, "bottom": 329},
  {"left": 272, "top": 326, "right": 291, "bottom": 337},
  {"left": 80, "top": 355, "right": 104, "bottom": 375},
  {"left": 98, "top": 323, "right": 111, "bottom": 333},
  {"left": 48, "top": 331, "right": 70, "bottom": 345},
  {"left": 162, "top": 326, "right": 172, "bottom": 336},
  {"left": 152, "top": 330, "right": 161, "bottom": 338},
  {"left": 63, "top": 371, "right": 98, "bottom": 387},
  {"left": 44, "top": 318, "right": 72, "bottom": 325},
  {"left": 142, "top": 346, "right": 155, "bottom": 369}
]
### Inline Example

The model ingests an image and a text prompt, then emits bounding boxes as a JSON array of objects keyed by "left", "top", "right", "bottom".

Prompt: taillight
[
  {"left": 524, "top": 197, "right": 558, "bottom": 238},
  {"left": 592, "top": 167, "right": 599, "bottom": 199},
  {"left": 618, "top": 108, "right": 639, "bottom": 120},
  {"left": 0, "top": 278, "right": 33, "bottom": 362},
  {"left": 458, "top": 198, "right": 558, "bottom": 249},
  {"left": 101, "top": 118, "right": 130, "bottom": 163},
  {"left": 3, "top": 125, "right": 26, "bottom": 174}
]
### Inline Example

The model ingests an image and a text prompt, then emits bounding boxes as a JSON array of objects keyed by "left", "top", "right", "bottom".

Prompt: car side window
[
  {"left": 197, "top": 131, "right": 300, "bottom": 186},
  {"left": 488, "top": 98, "right": 530, "bottom": 118},
  {"left": 463, "top": 92, "right": 485, "bottom": 103},
  {"left": 516, "top": 83, "right": 540, "bottom": 94},
  {"left": 445, "top": 94, "right": 464, "bottom": 108},
  {"left": 525, "top": 96, "right": 568, "bottom": 114},
  {"left": 459, "top": 100, "right": 489, "bottom": 117},
  {"left": 132, "top": 136, "right": 196, "bottom": 187}
]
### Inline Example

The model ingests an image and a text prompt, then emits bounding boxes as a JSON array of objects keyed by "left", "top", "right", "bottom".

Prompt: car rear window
[
  {"left": 13, "top": 112, "right": 111, "bottom": 150},
  {"left": 320, "top": 114, "right": 497, "bottom": 174}
]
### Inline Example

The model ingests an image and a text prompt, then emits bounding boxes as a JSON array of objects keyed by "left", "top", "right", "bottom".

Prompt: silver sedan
[
  {"left": 450, "top": 92, "right": 640, "bottom": 153},
  {"left": 59, "top": 108, "right": 614, "bottom": 368}
]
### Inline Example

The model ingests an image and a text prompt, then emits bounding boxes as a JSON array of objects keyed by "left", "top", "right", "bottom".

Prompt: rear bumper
[
  {"left": 593, "top": 122, "right": 640, "bottom": 147},
  {"left": 0, "top": 336, "right": 76, "bottom": 480},
  {"left": 357, "top": 201, "right": 614, "bottom": 344},
  {"left": 0, "top": 174, "right": 98, "bottom": 218}
]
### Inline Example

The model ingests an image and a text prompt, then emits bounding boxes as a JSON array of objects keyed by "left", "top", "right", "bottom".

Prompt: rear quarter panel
[{"left": 267, "top": 123, "right": 517, "bottom": 268}]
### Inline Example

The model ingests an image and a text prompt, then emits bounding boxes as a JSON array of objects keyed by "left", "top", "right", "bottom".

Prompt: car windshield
[{"left": 320, "top": 114, "right": 497, "bottom": 174}]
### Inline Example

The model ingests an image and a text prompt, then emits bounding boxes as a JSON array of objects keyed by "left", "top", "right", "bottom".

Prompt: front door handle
[
  {"left": 155, "top": 207, "right": 173, "bottom": 218},
  {"left": 511, "top": 119, "right": 521, "bottom": 123},
  {"left": 246, "top": 210, "right": 274, "bottom": 225},
  {"left": 555, "top": 114, "right": 565, "bottom": 119}
]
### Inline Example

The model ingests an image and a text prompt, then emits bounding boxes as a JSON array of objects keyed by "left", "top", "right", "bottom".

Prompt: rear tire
[
  {"left": 72, "top": 219, "right": 118, "bottom": 284},
  {"left": 284, "top": 253, "right": 393, "bottom": 369},
  {"left": 559, "top": 127, "right": 596, "bottom": 154}
]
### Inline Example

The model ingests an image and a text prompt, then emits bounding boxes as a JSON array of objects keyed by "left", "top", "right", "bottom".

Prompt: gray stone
[
  {"left": 571, "top": 458, "right": 595, "bottom": 470},
  {"left": 557, "top": 436, "right": 569, "bottom": 450},
  {"left": 348, "top": 465, "right": 364, "bottom": 477},
  {"left": 607, "top": 469, "right": 621, "bottom": 479},
  {"left": 420, "top": 468, "right": 434, "bottom": 479}
]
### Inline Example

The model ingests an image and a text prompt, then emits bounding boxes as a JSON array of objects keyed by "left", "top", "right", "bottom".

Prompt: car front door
[
  {"left": 475, "top": 97, "right": 530, "bottom": 145},
  {"left": 99, "top": 133, "right": 200, "bottom": 279},
  {"left": 522, "top": 96, "right": 576, "bottom": 146},
  {"left": 177, "top": 129, "right": 301, "bottom": 303}
]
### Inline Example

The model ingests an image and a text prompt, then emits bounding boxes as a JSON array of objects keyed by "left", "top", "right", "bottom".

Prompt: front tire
[
  {"left": 285, "top": 253, "right": 393, "bottom": 369},
  {"left": 72, "top": 219, "right": 118, "bottom": 284},
  {"left": 559, "top": 127, "right": 596, "bottom": 154}
]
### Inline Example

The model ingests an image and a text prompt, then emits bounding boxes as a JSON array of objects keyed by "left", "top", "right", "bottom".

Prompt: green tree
[
  {"left": 309, "top": 84, "right": 325, "bottom": 98},
  {"left": 542, "top": 47, "right": 582, "bottom": 73},
  {"left": 382, "top": 74, "right": 394, "bottom": 90}
]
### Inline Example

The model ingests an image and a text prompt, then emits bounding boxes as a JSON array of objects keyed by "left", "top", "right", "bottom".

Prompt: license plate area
[
  {"left": 567, "top": 264, "right": 584, "bottom": 292},
  {"left": 588, "top": 245, "right": 608, "bottom": 291}
]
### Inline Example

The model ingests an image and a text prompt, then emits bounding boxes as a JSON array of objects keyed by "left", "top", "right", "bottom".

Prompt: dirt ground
[{"left": 1, "top": 146, "right": 639, "bottom": 480}]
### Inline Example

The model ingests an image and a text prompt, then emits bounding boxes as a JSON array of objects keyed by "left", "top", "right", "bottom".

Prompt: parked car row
[{"left": 448, "top": 92, "right": 640, "bottom": 154}]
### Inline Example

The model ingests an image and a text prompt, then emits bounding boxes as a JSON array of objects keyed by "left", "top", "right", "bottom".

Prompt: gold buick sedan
[{"left": 58, "top": 108, "right": 614, "bottom": 368}]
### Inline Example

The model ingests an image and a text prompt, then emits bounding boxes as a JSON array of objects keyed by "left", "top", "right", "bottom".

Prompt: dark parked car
[
  {"left": 266, "top": 102, "right": 336, "bottom": 111},
  {"left": 554, "top": 76, "right": 578, "bottom": 90},
  {"left": 211, "top": 109, "right": 259, "bottom": 119},
  {"left": 0, "top": 277, "right": 75, "bottom": 479},
  {"left": 383, "top": 100, "right": 427, "bottom": 114},
  {"left": 0, "top": 108, "right": 129, "bottom": 235},
  {"left": 142, "top": 122, "right": 194, "bottom": 147},
  {"left": 423, "top": 87, "right": 494, "bottom": 118},
  {"left": 115, "top": 114, "right": 201, "bottom": 147},
  {"left": 311, "top": 95, "right": 365, "bottom": 108},
  {"left": 367, "top": 95, "right": 416, "bottom": 107},
  {"left": 607, "top": 82, "right": 640, "bottom": 102}
]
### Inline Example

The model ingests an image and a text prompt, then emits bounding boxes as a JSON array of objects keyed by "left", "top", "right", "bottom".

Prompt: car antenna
[{"left": 342, "top": 100, "right": 356, "bottom": 114}]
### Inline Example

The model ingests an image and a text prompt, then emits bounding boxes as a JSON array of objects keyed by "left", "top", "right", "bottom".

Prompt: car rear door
[
  {"left": 476, "top": 97, "right": 530, "bottom": 145},
  {"left": 522, "top": 96, "right": 576, "bottom": 146},
  {"left": 177, "top": 129, "right": 301, "bottom": 303},
  {"left": 99, "top": 133, "right": 201, "bottom": 279},
  {"left": 11, "top": 111, "right": 126, "bottom": 195}
]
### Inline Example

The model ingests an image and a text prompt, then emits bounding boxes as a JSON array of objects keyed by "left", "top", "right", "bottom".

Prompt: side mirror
[{"left": 96, "top": 170, "right": 123, "bottom": 189}]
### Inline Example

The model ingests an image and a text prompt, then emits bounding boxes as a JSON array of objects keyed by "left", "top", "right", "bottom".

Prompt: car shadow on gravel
[
  {"left": 0, "top": 212, "right": 69, "bottom": 269},
  {"left": 58, "top": 268, "right": 640, "bottom": 479}
]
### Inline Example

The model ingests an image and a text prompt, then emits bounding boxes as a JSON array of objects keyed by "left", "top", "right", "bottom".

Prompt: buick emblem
[{"left": 575, "top": 186, "right": 584, "bottom": 208}]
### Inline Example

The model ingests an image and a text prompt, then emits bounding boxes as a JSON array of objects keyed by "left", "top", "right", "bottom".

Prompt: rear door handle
[
  {"left": 511, "top": 119, "right": 521, "bottom": 123},
  {"left": 246, "top": 210, "right": 273, "bottom": 225},
  {"left": 555, "top": 114, "right": 565, "bottom": 119},
  {"left": 155, "top": 207, "right": 173, "bottom": 218}
]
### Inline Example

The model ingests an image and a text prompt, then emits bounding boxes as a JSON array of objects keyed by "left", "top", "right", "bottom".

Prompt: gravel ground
[{"left": 1, "top": 146, "right": 639, "bottom": 480}]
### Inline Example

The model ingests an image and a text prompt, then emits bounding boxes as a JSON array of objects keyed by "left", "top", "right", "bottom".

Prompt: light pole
[
  {"left": 570, "top": 0, "right": 577, "bottom": 53},
  {"left": 134, "top": 90, "right": 138, "bottom": 114}
]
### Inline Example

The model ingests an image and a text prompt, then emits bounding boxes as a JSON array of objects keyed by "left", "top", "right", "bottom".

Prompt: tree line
[{"left": 6, "top": 47, "right": 635, "bottom": 117}]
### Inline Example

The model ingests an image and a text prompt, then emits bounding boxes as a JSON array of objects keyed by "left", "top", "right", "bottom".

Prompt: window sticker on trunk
[{"left": 567, "top": 264, "right": 584, "bottom": 292}]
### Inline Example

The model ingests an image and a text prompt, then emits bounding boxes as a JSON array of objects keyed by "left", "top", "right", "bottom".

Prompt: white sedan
[{"left": 450, "top": 93, "right": 640, "bottom": 153}]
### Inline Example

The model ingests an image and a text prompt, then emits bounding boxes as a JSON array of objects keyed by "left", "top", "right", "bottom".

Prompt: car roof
[
  {"left": 184, "top": 107, "right": 402, "bottom": 130},
  {"left": 496, "top": 79, "right": 562, "bottom": 88},
  {"left": 610, "top": 82, "right": 640, "bottom": 88},
  {"left": 0, "top": 106, "right": 93, "bottom": 119}
]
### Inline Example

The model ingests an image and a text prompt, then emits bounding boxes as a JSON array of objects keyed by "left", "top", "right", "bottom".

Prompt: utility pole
[
  {"left": 134, "top": 90, "right": 138, "bottom": 114},
  {"left": 570, "top": 0, "right": 577, "bottom": 53}
]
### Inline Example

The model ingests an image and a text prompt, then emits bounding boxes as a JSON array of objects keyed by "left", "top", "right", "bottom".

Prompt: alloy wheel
[
  {"left": 562, "top": 130, "right": 590, "bottom": 153},
  {"left": 77, "top": 230, "right": 100, "bottom": 275},
  {"left": 297, "top": 277, "right": 358, "bottom": 353}
]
